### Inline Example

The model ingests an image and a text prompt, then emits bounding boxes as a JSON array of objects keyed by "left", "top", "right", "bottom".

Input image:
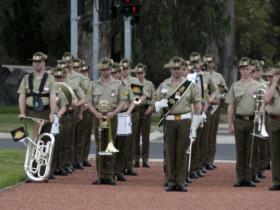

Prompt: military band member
[
  {"left": 132, "top": 63, "right": 155, "bottom": 168},
  {"left": 180, "top": 60, "right": 189, "bottom": 78},
  {"left": 87, "top": 57, "right": 125, "bottom": 185},
  {"left": 154, "top": 57, "right": 202, "bottom": 192},
  {"left": 226, "top": 57, "right": 263, "bottom": 187},
  {"left": 70, "top": 58, "right": 88, "bottom": 169},
  {"left": 79, "top": 63, "right": 94, "bottom": 167},
  {"left": 188, "top": 52, "right": 217, "bottom": 179},
  {"left": 119, "top": 58, "right": 143, "bottom": 176},
  {"left": 18, "top": 52, "right": 58, "bottom": 138},
  {"left": 251, "top": 60, "right": 270, "bottom": 180},
  {"left": 204, "top": 54, "right": 227, "bottom": 170},
  {"left": 57, "top": 59, "right": 86, "bottom": 173},
  {"left": 264, "top": 67, "right": 280, "bottom": 191},
  {"left": 111, "top": 62, "right": 121, "bottom": 80},
  {"left": 51, "top": 67, "right": 69, "bottom": 176}
]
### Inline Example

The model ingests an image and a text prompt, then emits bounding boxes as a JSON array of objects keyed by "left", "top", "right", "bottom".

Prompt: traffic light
[{"left": 120, "top": 0, "right": 142, "bottom": 17}]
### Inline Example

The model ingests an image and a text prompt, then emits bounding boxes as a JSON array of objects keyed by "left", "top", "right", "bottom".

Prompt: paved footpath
[{"left": 0, "top": 162, "right": 277, "bottom": 210}]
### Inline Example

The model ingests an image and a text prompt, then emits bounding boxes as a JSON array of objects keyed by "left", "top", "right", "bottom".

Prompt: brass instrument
[
  {"left": 133, "top": 96, "right": 142, "bottom": 105},
  {"left": 252, "top": 87, "right": 269, "bottom": 139},
  {"left": 98, "top": 100, "right": 119, "bottom": 156},
  {"left": 131, "top": 83, "right": 144, "bottom": 106},
  {"left": 56, "top": 82, "right": 77, "bottom": 104},
  {"left": 10, "top": 117, "right": 55, "bottom": 182},
  {"left": 249, "top": 87, "right": 269, "bottom": 167},
  {"left": 209, "top": 84, "right": 228, "bottom": 115}
]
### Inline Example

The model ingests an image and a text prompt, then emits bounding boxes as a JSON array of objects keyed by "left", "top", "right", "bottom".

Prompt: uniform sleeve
[
  {"left": 85, "top": 81, "right": 93, "bottom": 103},
  {"left": 209, "top": 78, "right": 218, "bottom": 94},
  {"left": 49, "top": 76, "right": 59, "bottom": 94},
  {"left": 225, "top": 85, "right": 235, "bottom": 105},
  {"left": 74, "top": 84, "right": 86, "bottom": 100},
  {"left": 118, "top": 84, "right": 127, "bottom": 102},
  {"left": 80, "top": 76, "right": 87, "bottom": 93},
  {"left": 17, "top": 76, "right": 27, "bottom": 94},
  {"left": 129, "top": 86, "right": 135, "bottom": 102},
  {"left": 220, "top": 76, "right": 227, "bottom": 89},
  {"left": 59, "top": 91, "right": 69, "bottom": 107},
  {"left": 191, "top": 83, "right": 202, "bottom": 104},
  {"left": 148, "top": 82, "right": 156, "bottom": 105},
  {"left": 153, "top": 83, "right": 162, "bottom": 103}
]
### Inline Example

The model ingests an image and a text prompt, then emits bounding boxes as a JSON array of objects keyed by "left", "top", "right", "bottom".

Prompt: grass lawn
[
  {"left": 0, "top": 106, "right": 21, "bottom": 133},
  {"left": 0, "top": 149, "right": 26, "bottom": 190}
]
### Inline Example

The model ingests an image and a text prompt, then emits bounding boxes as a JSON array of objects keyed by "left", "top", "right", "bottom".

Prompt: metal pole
[
  {"left": 71, "top": 0, "right": 78, "bottom": 57},
  {"left": 92, "top": 0, "right": 100, "bottom": 80},
  {"left": 124, "top": 16, "right": 132, "bottom": 61}
]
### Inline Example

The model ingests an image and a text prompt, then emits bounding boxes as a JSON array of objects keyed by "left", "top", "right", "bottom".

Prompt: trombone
[
  {"left": 249, "top": 87, "right": 269, "bottom": 168},
  {"left": 98, "top": 116, "right": 119, "bottom": 156},
  {"left": 97, "top": 100, "right": 119, "bottom": 156}
]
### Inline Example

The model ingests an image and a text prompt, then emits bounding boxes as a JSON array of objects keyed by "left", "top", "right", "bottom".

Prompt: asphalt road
[{"left": 0, "top": 130, "right": 236, "bottom": 161}]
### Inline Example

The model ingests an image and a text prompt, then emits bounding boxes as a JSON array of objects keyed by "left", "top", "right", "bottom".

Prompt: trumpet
[{"left": 133, "top": 96, "right": 142, "bottom": 105}]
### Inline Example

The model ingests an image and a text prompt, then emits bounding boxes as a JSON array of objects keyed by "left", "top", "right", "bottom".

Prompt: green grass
[
  {"left": 0, "top": 106, "right": 19, "bottom": 114},
  {"left": 0, "top": 106, "right": 21, "bottom": 133},
  {"left": 0, "top": 113, "right": 22, "bottom": 133},
  {"left": 0, "top": 149, "right": 26, "bottom": 190}
]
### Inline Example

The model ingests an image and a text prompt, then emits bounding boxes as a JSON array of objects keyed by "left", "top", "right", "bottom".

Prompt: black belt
[
  {"left": 235, "top": 114, "right": 254, "bottom": 121},
  {"left": 26, "top": 93, "right": 50, "bottom": 97},
  {"left": 26, "top": 105, "right": 49, "bottom": 111},
  {"left": 269, "top": 114, "right": 280, "bottom": 120}
]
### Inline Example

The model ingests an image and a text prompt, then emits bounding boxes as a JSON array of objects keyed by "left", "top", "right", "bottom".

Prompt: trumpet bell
[
  {"left": 98, "top": 142, "right": 119, "bottom": 156},
  {"left": 134, "top": 97, "right": 141, "bottom": 105},
  {"left": 260, "top": 125, "right": 269, "bottom": 138},
  {"left": 105, "top": 142, "right": 119, "bottom": 153}
]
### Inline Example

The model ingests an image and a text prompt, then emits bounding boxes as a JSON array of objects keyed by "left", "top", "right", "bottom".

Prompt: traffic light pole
[
  {"left": 70, "top": 0, "right": 78, "bottom": 58},
  {"left": 124, "top": 16, "right": 132, "bottom": 61},
  {"left": 92, "top": 0, "right": 100, "bottom": 80}
]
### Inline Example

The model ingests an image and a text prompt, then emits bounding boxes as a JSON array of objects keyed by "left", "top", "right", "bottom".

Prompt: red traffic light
[
  {"left": 132, "top": 6, "right": 137, "bottom": 14},
  {"left": 120, "top": 0, "right": 142, "bottom": 17}
]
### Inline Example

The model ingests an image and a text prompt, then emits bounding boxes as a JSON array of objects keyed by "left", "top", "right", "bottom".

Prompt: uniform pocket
[{"left": 234, "top": 89, "right": 245, "bottom": 103}]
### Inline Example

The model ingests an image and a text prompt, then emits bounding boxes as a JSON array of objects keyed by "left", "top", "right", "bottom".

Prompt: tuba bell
[
  {"left": 56, "top": 82, "right": 77, "bottom": 104},
  {"left": 11, "top": 117, "right": 55, "bottom": 182}
]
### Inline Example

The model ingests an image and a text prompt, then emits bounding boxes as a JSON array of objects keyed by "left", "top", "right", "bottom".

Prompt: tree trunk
[{"left": 218, "top": 0, "right": 237, "bottom": 87}]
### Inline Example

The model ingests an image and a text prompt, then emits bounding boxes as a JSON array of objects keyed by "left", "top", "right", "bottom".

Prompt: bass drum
[{"left": 117, "top": 112, "right": 132, "bottom": 136}]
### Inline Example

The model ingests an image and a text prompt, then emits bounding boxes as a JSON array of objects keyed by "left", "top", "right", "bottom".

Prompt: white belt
[{"left": 166, "top": 113, "right": 192, "bottom": 121}]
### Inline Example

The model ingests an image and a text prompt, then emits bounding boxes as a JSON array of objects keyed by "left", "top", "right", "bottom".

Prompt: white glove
[
  {"left": 190, "top": 114, "right": 204, "bottom": 138},
  {"left": 202, "top": 112, "right": 207, "bottom": 121},
  {"left": 155, "top": 99, "right": 168, "bottom": 112},
  {"left": 187, "top": 72, "right": 197, "bottom": 83},
  {"left": 51, "top": 115, "right": 60, "bottom": 135}
]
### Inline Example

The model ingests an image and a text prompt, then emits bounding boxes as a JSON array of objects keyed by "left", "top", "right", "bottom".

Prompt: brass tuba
[
  {"left": 56, "top": 82, "right": 77, "bottom": 104},
  {"left": 11, "top": 117, "right": 55, "bottom": 182}
]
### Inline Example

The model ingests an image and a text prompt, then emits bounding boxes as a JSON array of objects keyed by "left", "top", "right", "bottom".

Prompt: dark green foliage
[{"left": 0, "top": 0, "right": 70, "bottom": 66}]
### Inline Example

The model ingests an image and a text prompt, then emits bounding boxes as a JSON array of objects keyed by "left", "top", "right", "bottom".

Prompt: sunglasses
[
  {"left": 101, "top": 69, "right": 110, "bottom": 71},
  {"left": 136, "top": 72, "right": 144, "bottom": 75}
]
